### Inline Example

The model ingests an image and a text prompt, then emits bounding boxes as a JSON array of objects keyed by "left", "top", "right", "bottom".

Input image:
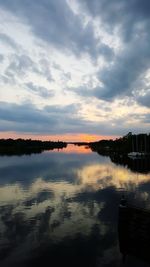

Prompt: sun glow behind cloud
[{"left": 0, "top": 132, "right": 116, "bottom": 142}]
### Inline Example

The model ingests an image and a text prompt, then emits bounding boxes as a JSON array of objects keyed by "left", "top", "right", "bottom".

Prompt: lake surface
[{"left": 0, "top": 144, "right": 150, "bottom": 267}]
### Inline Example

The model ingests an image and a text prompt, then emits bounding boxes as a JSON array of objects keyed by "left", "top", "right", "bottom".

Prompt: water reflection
[
  {"left": 110, "top": 153, "right": 150, "bottom": 174},
  {"left": 53, "top": 144, "right": 92, "bottom": 154},
  {"left": 118, "top": 201, "right": 150, "bottom": 265},
  {"left": 0, "top": 145, "right": 150, "bottom": 266}
]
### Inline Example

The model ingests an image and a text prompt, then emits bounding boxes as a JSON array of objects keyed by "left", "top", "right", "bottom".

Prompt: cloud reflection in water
[{"left": 0, "top": 148, "right": 150, "bottom": 266}]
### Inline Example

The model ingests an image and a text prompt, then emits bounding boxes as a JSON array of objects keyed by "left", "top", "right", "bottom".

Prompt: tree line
[
  {"left": 89, "top": 132, "right": 150, "bottom": 154},
  {"left": 0, "top": 138, "right": 67, "bottom": 156}
]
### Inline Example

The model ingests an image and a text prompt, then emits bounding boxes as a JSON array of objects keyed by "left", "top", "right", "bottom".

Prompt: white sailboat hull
[{"left": 128, "top": 152, "right": 146, "bottom": 158}]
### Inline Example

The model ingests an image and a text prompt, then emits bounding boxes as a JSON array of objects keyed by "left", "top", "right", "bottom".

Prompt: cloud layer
[{"left": 0, "top": 0, "right": 150, "bottom": 139}]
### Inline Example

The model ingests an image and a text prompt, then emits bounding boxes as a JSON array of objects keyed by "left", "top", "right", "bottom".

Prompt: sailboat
[
  {"left": 128, "top": 135, "right": 145, "bottom": 159},
  {"left": 128, "top": 151, "right": 144, "bottom": 158}
]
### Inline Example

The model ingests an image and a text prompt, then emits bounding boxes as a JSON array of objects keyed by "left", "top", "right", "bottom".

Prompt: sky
[{"left": 0, "top": 0, "right": 150, "bottom": 142}]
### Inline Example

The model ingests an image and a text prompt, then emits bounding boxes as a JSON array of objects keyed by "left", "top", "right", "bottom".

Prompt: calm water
[{"left": 0, "top": 145, "right": 150, "bottom": 267}]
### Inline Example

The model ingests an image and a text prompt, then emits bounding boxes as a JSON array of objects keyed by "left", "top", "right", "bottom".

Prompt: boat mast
[
  {"left": 136, "top": 135, "right": 138, "bottom": 152},
  {"left": 132, "top": 135, "right": 134, "bottom": 152},
  {"left": 145, "top": 134, "right": 147, "bottom": 153}
]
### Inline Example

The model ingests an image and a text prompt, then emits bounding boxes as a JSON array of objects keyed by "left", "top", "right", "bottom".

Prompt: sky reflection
[
  {"left": 0, "top": 146, "right": 150, "bottom": 266},
  {"left": 48, "top": 144, "right": 92, "bottom": 154}
]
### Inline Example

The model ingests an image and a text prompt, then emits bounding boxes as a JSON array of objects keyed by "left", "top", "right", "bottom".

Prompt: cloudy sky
[{"left": 0, "top": 0, "right": 150, "bottom": 141}]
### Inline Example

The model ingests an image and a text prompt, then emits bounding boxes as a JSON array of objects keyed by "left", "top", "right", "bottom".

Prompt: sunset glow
[
  {"left": 0, "top": 132, "right": 118, "bottom": 142},
  {"left": 53, "top": 144, "right": 92, "bottom": 154}
]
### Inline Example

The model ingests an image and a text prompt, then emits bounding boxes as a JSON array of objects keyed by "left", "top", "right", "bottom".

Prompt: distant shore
[
  {"left": 89, "top": 132, "right": 150, "bottom": 155},
  {"left": 0, "top": 138, "right": 67, "bottom": 156}
]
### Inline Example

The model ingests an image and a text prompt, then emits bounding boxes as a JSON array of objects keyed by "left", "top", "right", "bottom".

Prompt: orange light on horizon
[{"left": 0, "top": 132, "right": 118, "bottom": 142}]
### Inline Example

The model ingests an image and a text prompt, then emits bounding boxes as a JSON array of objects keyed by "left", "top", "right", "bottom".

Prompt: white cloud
[{"left": 0, "top": 0, "right": 149, "bottom": 137}]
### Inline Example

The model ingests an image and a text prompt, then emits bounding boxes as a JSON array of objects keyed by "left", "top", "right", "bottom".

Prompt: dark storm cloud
[
  {"left": 98, "top": 44, "right": 114, "bottom": 61},
  {"left": 0, "top": 0, "right": 113, "bottom": 60},
  {"left": 94, "top": 36, "right": 150, "bottom": 101},
  {"left": 25, "top": 82, "right": 54, "bottom": 98},
  {"left": 0, "top": 0, "right": 150, "bottom": 105},
  {"left": 136, "top": 91, "right": 150, "bottom": 108},
  {"left": 0, "top": 101, "right": 89, "bottom": 134},
  {"left": 80, "top": 0, "right": 150, "bottom": 39},
  {"left": 75, "top": 0, "right": 150, "bottom": 104},
  {"left": 0, "top": 102, "right": 52, "bottom": 124},
  {"left": 0, "top": 101, "right": 149, "bottom": 136}
]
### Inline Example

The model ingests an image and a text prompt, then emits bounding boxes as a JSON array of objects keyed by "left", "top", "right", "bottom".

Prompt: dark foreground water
[{"left": 0, "top": 145, "right": 150, "bottom": 267}]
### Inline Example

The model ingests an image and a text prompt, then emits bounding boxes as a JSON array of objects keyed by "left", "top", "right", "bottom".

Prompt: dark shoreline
[
  {"left": 0, "top": 138, "right": 67, "bottom": 156},
  {"left": 88, "top": 132, "right": 150, "bottom": 173}
]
